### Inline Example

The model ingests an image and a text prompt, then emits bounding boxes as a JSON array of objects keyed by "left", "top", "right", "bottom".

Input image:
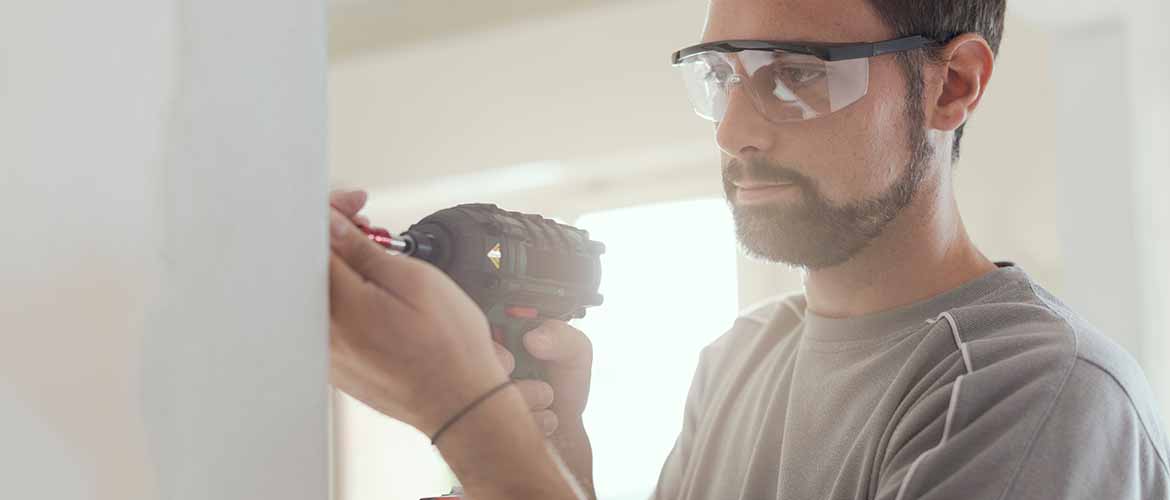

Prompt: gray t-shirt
[{"left": 653, "top": 263, "right": 1170, "bottom": 499}]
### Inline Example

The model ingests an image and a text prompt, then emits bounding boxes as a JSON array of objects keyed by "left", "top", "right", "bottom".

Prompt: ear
[{"left": 930, "top": 33, "right": 995, "bottom": 133}]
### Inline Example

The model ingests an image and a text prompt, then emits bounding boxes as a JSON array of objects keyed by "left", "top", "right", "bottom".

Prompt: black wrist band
[{"left": 430, "top": 380, "right": 515, "bottom": 446}]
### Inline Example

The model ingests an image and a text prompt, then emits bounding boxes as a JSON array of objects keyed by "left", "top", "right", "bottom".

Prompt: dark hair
[{"left": 866, "top": 0, "right": 1007, "bottom": 163}]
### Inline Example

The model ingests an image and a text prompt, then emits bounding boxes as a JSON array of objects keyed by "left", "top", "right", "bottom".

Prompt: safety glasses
[{"left": 671, "top": 36, "right": 938, "bottom": 123}]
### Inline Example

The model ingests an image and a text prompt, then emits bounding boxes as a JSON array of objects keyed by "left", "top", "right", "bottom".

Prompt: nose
[{"left": 714, "top": 76, "right": 775, "bottom": 158}]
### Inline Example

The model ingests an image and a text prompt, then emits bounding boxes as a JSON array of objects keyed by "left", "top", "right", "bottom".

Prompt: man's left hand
[{"left": 328, "top": 206, "right": 511, "bottom": 437}]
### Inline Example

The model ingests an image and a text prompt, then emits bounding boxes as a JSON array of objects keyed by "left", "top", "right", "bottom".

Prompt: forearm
[{"left": 436, "top": 387, "right": 588, "bottom": 500}]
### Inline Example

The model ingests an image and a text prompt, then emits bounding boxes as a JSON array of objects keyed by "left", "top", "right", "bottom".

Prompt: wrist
[
  {"left": 416, "top": 358, "right": 510, "bottom": 437},
  {"left": 435, "top": 386, "right": 583, "bottom": 500},
  {"left": 433, "top": 385, "right": 532, "bottom": 458},
  {"left": 429, "top": 379, "right": 514, "bottom": 446}
]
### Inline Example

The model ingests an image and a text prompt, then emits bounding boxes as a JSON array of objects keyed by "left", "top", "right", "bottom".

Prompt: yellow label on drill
[{"left": 487, "top": 243, "right": 502, "bottom": 269}]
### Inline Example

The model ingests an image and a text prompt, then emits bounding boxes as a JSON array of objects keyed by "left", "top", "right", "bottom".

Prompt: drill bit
[{"left": 359, "top": 224, "right": 414, "bottom": 255}]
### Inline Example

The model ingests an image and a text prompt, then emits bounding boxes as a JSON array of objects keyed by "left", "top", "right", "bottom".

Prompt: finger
[
  {"left": 533, "top": 409, "right": 559, "bottom": 436},
  {"left": 523, "top": 320, "right": 592, "bottom": 367},
  {"left": 328, "top": 253, "right": 376, "bottom": 321},
  {"left": 514, "top": 379, "right": 554, "bottom": 410},
  {"left": 494, "top": 342, "right": 516, "bottom": 375},
  {"left": 328, "top": 252, "right": 410, "bottom": 345},
  {"left": 329, "top": 189, "right": 368, "bottom": 218},
  {"left": 354, "top": 214, "right": 372, "bottom": 227},
  {"left": 330, "top": 209, "right": 434, "bottom": 300}
]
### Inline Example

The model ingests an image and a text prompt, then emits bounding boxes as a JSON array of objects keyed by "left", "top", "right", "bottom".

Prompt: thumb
[
  {"left": 523, "top": 320, "right": 592, "bottom": 418},
  {"left": 523, "top": 320, "right": 592, "bottom": 368}
]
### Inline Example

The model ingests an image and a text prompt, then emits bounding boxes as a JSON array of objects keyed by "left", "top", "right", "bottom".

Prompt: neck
[{"left": 802, "top": 174, "right": 997, "bottom": 319}]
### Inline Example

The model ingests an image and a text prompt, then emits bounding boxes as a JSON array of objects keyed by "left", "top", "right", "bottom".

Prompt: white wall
[
  {"left": 1011, "top": 0, "right": 1170, "bottom": 420},
  {"left": 1123, "top": 0, "right": 1170, "bottom": 426},
  {"left": 0, "top": 1, "right": 329, "bottom": 499}
]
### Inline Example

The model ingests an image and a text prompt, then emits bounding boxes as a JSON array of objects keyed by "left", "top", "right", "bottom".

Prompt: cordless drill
[{"left": 360, "top": 203, "right": 605, "bottom": 380}]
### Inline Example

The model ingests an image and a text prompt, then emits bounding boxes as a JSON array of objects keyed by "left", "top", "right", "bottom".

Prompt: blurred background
[{"left": 325, "top": 1, "right": 1170, "bottom": 499}]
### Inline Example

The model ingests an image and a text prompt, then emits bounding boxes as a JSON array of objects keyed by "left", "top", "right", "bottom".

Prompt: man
[{"left": 327, "top": 0, "right": 1170, "bottom": 498}]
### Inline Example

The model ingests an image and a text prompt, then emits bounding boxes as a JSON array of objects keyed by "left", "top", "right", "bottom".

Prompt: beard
[{"left": 723, "top": 109, "right": 934, "bottom": 270}]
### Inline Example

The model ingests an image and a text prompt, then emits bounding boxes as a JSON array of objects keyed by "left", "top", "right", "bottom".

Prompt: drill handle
[{"left": 492, "top": 318, "right": 547, "bottom": 381}]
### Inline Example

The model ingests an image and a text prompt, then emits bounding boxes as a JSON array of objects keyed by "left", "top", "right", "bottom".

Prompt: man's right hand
[
  {"left": 493, "top": 321, "right": 596, "bottom": 497},
  {"left": 493, "top": 321, "right": 593, "bottom": 435}
]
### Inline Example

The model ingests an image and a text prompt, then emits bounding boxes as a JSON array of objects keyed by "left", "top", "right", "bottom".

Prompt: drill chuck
[{"left": 363, "top": 227, "right": 434, "bottom": 260}]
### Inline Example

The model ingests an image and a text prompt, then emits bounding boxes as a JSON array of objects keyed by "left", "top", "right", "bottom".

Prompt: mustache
[{"left": 723, "top": 158, "right": 814, "bottom": 189}]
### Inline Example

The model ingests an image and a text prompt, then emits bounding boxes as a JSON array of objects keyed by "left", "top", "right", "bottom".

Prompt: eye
[
  {"left": 774, "top": 65, "right": 826, "bottom": 87},
  {"left": 702, "top": 64, "right": 735, "bottom": 85}
]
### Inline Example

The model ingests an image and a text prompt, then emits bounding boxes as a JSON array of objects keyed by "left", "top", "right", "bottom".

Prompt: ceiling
[
  {"left": 329, "top": 0, "right": 637, "bottom": 61},
  {"left": 327, "top": 0, "right": 1126, "bottom": 62}
]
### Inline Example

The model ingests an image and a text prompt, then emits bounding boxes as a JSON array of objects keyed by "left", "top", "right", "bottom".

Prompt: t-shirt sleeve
[
  {"left": 651, "top": 346, "right": 712, "bottom": 500},
  {"left": 876, "top": 356, "right": 1170, "bottom": 500}
]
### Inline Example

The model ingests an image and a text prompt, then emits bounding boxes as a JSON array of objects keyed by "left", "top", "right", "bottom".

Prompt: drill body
[{"left": 370, "top": 203, "right": 604, "bottom": 379}]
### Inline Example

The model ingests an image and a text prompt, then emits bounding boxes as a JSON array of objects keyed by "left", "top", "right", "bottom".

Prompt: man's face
[{"left": 706, "top": 0, "right": 934, "bottom": 269}]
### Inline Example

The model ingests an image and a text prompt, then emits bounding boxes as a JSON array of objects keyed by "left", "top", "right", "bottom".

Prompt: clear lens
[
  {"left": 675, "top": 50, "right": 869, "bottom": 123},
  {"left": 677, "top": 54, "right": 729, "bottom": 121}
]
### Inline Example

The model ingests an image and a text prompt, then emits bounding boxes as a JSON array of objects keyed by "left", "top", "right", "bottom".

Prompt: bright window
[{"left": 573, "top": 197, "right": 740, "bottom": 500}]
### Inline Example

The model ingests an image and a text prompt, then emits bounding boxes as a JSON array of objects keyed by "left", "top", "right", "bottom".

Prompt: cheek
[
  {"left": 778, "top": 111, "right": 890, "bottom": 204},
  {"left": 811, "top": 78, "right": 911, "bottom": 203}
]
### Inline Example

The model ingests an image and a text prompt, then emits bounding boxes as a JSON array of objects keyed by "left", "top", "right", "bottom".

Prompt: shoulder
[
  {"left": 702, "top": 290, "right": 804, "bottom": 354},
  {"left": 923, "top": 268, "right": 1169, "bottom": 474},
  {"left": 885, "top": 269, "right": 1169, "bottom": 496},
  {"left": 923, "top": 267, "right": 1137, "bottom": 384},
  {"left": 941, "top": 269, "right": 1152, "bottom": 404},
  {"left": 692, "top": 290, "right": 805, "bottom": 379}
]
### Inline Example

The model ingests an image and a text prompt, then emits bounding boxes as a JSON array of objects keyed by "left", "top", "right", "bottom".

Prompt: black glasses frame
[{"left": 671, "top": 35, "right": 941, "bottom": 64}]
